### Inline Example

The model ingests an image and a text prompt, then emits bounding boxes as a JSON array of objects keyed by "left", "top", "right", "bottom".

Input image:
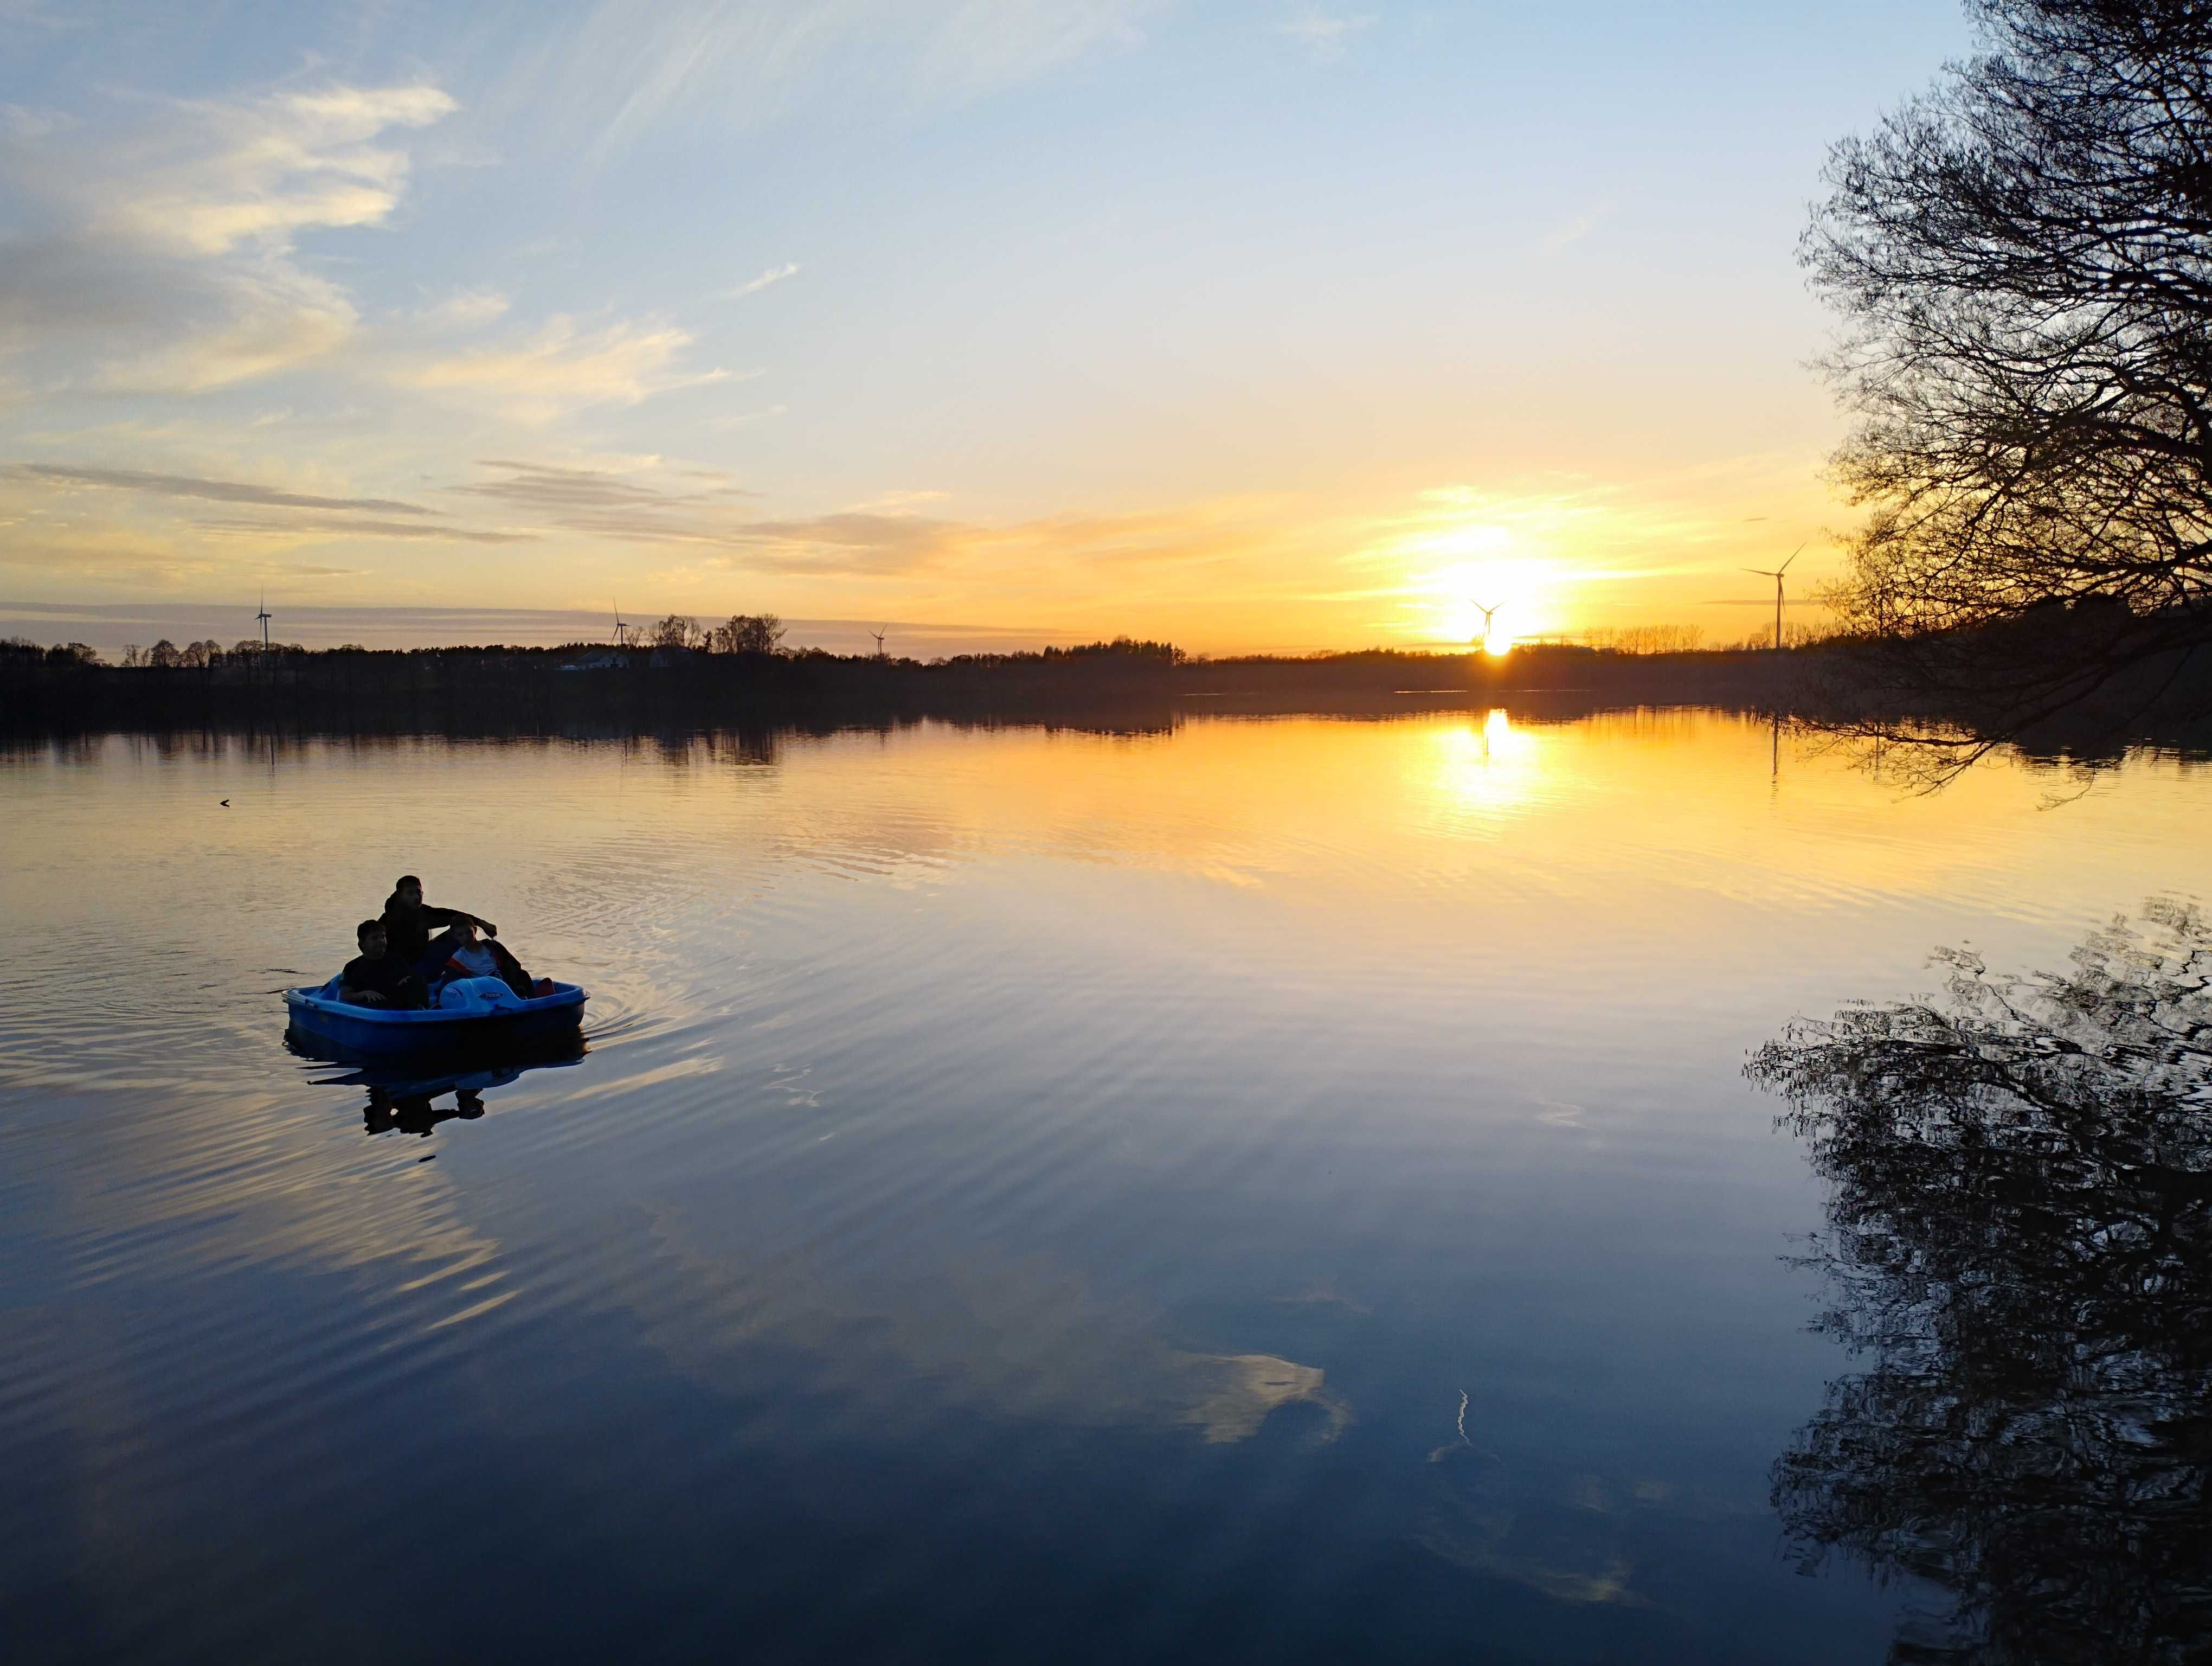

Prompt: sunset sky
[{"left": 0, "top": 1, "right": 1968, "bottom": 656}]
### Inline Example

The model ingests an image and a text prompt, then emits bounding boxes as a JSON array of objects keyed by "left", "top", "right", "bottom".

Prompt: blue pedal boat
[{"left": 285, "top": 978, "right": 588, "bottom": 1056}]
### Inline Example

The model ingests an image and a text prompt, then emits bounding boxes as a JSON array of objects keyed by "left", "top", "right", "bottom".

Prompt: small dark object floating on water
[{"left": 285, "top": 978, "right": 588, "bottom": 1055}]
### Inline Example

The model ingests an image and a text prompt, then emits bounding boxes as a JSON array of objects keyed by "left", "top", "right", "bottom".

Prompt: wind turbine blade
[{"left": 1778, "top": 543, "right": 1805, "bottom": 574}]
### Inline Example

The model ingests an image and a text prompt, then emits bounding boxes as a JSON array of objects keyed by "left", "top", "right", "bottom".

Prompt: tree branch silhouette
[{"left": 1806, "top": 0, "right": 2212, "bottom": 760}]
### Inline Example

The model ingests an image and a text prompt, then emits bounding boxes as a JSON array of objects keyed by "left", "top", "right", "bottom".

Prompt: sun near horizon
[{"left": 0, "top": 4, "right": 1963, "bottom": 657}]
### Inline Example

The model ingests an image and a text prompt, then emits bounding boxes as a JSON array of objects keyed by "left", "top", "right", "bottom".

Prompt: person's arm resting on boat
[{"left": 418, "top": 904, "right": 499, "bottom": 938}]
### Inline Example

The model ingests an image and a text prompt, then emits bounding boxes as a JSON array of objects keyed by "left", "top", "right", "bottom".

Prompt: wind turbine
[
  {"left": 612, "top": 600, "right": 631, "bottom": 649},
  {"left": 1471, "top": 599, "right": 1502, "bottom": 650},
  {"left": 255, "top": 593, "right": 272, "bottom": 651},
  {"left": 869, "top": 626, "right": 888, "bottom": 658},
  {"left": 1742, "top": 545, "right": 1804, "bottom": 650}
]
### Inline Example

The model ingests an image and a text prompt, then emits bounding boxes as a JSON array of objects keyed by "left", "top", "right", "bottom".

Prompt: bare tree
[
  {"left": 1808, "top": 0, "right": 2212, "bottom": 729},
  {"left": 650, "top": 614, "right": 700, "bottom": 651},
  {"left": 708, "top": 613, "right": 786, "bottom": 655}
]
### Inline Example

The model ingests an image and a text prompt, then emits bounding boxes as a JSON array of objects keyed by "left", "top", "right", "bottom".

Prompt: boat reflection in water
[
  {"left": 1750, "top": 899, "right": 2212, "bottom": 1665},
  {"left": 285, "top": 1029, "right": 586, "bottom": 1139}
]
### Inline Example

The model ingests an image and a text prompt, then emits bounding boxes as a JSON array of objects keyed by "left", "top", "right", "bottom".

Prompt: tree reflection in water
[{"left": 1749, "top": 900, "right": 2212, "bottom": 1665}]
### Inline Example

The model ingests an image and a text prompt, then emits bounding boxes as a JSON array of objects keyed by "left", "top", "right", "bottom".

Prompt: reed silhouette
[{"left": 1749, "top": 901, "right": 2212, "bottom": 1664}]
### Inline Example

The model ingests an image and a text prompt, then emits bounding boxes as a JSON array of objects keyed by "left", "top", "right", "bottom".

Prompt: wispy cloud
[
  {"left": 685, "top": 511, "right": 959, "bottom": 575},
  {"left": 496, "top": 0, "right": 1167, "bottom": 159},
  {"left": 407, "top": 289, "right": 512, "bottom": 330},
  {"left": 85, "top": 85, "right": 455, "bottom": 258},
  {"left": 408, "top": 317, "right": 734, "bottom": 422},
  {"left": 1279, "top": 9, "right": 1376, "bottom": 62},
  {"left": 911, "top": 0, "right": 1162, "bottom": 99},
  {"left": 192, "top": 516, "right": 538, "bottom": 544},
  {"left": 0, "top": 534, "right": 223, "bottom": 579},
  {"left": 1538, "top": 200, "right": 1612, "bottom": 257},
  {"left": 1, "top": 102, "right": 73, "bottom": 140},
  {"left": 0, "top": 80, "right": 456, "bottom": 388},
  {"left": 14, "top": 462, "right": 435, "bottom": 516},
  {"left": 721, "top": 262, "right": 800, "bottom": 300},
  {"left": 10, "top": 457, "right": 552, "bottom": 547},
  {"left": 447, "top": 459, "right": 958, "bottom": 574},
  {"left": 852, "top": 488, "right": 951, "bottom": 512},
  {"left": 452, "top": 458, "right": 755, "bottom": 510},
  {"left": 88, "top": 270, "right": 360, "bottom": 393},
  {"left": 517, "top": 484, "right": 1315, "bottom": 582}
]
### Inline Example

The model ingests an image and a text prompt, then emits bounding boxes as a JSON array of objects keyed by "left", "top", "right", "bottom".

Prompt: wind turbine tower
[
  {"left": 612, "top": 601, "right": 631, "bottom": 649},
  {"left": 1741, "top": 546, "right": 1804, "bottom": 651},
  {"left": 870, "top": 627, "right": 888, "bottom": 658},
  {"left": 1472, "top": 600, "right": 1502, "bottom": 650},
  {"left": 255, "top": 594, "right": 272, "bottom": 651}
]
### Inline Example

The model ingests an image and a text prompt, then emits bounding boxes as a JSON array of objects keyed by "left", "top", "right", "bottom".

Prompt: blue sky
[{"left": 0, "top": 1, "right": 1970, "bottom": 652}]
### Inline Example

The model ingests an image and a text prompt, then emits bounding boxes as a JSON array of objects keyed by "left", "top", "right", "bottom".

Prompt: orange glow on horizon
[{"left": 2, "top": 463, "right": 1842, "bottom": 659}]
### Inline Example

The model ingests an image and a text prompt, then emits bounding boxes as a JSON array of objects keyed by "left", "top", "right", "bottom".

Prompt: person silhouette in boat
[
  {"left": 423, "top": 917, "right": 546, "bottom": 1001},
  {"left": 370, "top": 875, "right": 551, "bottom": 1004},
  {"left": 378, "top": 875, "right": 497, "bottom": 968},
  {"left": 339, "top": 918, "right": 426, "bottom": 1009}
]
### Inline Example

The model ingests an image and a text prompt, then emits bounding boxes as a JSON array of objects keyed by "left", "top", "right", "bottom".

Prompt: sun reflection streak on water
[
  {"left": 1426, "top": 708, "right": 1552, "bottom": 823},
  {"left": 1, "top": 713, "right": 2209, "bottom": 1661}
]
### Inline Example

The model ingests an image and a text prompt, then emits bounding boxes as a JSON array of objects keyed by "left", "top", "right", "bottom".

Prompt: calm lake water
[{"left": 4, "top": 710, "right": 2207, "bottom": 1664}]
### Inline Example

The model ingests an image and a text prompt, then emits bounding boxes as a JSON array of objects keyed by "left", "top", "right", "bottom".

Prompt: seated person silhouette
[
  {"left": 379, "top": 874, "right": 496, "bottom": 969},
  {"left": 413, "top": 917, "right": 548, "bottom": 1000},
  {"left": 339, "top": 919, "right": 425, "bottom": 1008}
]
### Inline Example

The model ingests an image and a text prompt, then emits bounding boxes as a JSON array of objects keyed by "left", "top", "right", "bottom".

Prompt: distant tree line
[
  {"left": 118, "top": 638, "right": 311, "bottom": 668},
  {"left": 0, "top": 636, "right": 336, "bottom": 669},
  {"left": 0, "top": 636, "right": 1837, "bottom": 744},
  {"left": 2, "top": 636, "right": 101, "bottom": 667},
  {"left": 1571, "top": 624, "right": 1853, "bottom": 655},
  {"left": 1040, "top": 637, "right": 1186, "bottom": 663},
  {"left": 1579, "top": 625, "right": 1708, "bottom": 655},
  {"left": 626, "top": 622, "right": 1185, "bottom": 663}
]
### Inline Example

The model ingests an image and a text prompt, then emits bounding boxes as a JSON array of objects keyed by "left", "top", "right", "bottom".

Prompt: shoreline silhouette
[{"left": 8, "top": 632, "right": 2207, "bottom": 768}]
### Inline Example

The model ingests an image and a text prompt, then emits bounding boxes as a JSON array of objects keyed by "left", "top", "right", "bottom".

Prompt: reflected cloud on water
[
  {"left": 617, "top": 1201, "right": 1352, "bottom": 1449},
  {"left": 1751, "top": 898, "right": 2212, "bottom": 1663},
  {"left": 1414, "top": 1443, "right": 1652, "bottom": 1611}
]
